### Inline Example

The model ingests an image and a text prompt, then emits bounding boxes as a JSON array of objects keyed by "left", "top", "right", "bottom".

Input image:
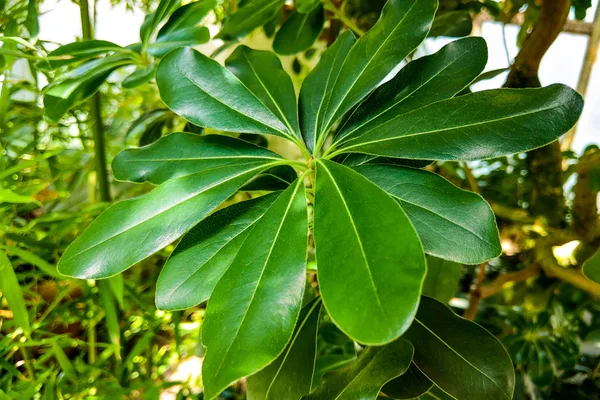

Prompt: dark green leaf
[
  {"left": 156, "top": 47, "right": 295, "bottom": 140},
  {"left": 122, "top": 64, "right": 156, "bottom": 89},
  {"left": 26, "top": 0, "right": 39, "bottom": 38},
  {"left": 113, "top": 132, "right": 283, "bottom": 184},
  {"left": 272, "top": 6, "right": 324, "bottom": 55},
  {"left": 296, "top": 0, "right": 320, "bottom": 13},
  {"left": 306, "top": 338, "right": 414, "bottom": 400},
  {"left": 302, "top": 0, "right": 437, "bottom": 154},
  {"left": 246, "top": 298, "right": 321, "bottom": 400},
  {"left": 57, "top": 162, "right": 273, "bottom": 278},
  {"left": 337, "top": 84, "right": 584, "bottom": 161},
  {"left": 202, "top": 178, "right": 308, "bottom": 399},
  {"left": 157, "top": 0, "right": 217, "bottom": 37},
  {"left": 583, "top": 249, "right": 600, "bottom": 284},
  {"left": 354, "top": 165, "right": 501, "bottom": 264},
  {"left": 148, "top": 26, "right": 210, "bottom": 57},
  {"left": 382, "top": 363, "right": 433, "bottom": 399},
  {"left": 141, "top": 0, "right": 180, "bottom": 46},
  {"left": 225, "top": 46, "right": 300, "bottom": 138},
  {"left": 429, "top": 11, "right": 472, "bottom": 38},
  {"left": 336, "top": 37, "right": 487, "bottom": 142},
  {"left": 405, "top": 296, "right": 515, "bottom": 400},
  {"left": 155, "top": 194, "right": 278, "bottom": 310},
  {"left": 124, "top": 109, "right": 171, "bottom": 145},
  {"left": 218, "top": 0, "right": 285, "bottom": 40},
  {"left": 334, "top": 153, "right": 432, "bottom": 169},
  {"left": 241, "top": 165, "right": 297, "bottom": 191},
  {"left": 43, "top": 40, "right": 125, "bottom": 70},
  {"left": 314, "top": 160, "right": 425, "bottom": 344},
  {"left": 421, "top": 256, "right": 462, "bottom": 303}
]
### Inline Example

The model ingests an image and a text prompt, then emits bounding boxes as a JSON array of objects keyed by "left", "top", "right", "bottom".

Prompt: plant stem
[{"left": 322, "top": 0, "right": 366, "bottom": 36}]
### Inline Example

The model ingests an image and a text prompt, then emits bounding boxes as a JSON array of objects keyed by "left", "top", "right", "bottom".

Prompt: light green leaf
[
  {"left": 305, "top": 0, "right": 437, "bottom": 153},
  {"left": 336, "top": 37, "right": 487, "bottom": 142},
  {"left": 122, "top": 64, "right": 156, "bottom": 89},
  {"left": 217, "top": 0, "right": 285, "bottom": 40},
  {"left": 405, "top": 296, "right": 515, "bottom": 400},
  {"left": 113, "top": 132, "right": 283, "bottom": 184},
  {"left": 0, "top": 251, "right": 31, "bottom": 337},
  {"left": 225, "top": 46, "right": 300, "bottom": 138},
  {"left": 272, "top": 6, "right": 324, "bottom": 55},
  {"left": 354, "top": 165, "right": 500, "bottom": 264},
  {"left": 247, "top": 298, "right": 321, "bottom": 400},
  {"left": 422, "top": 256, "right": 462, "bottom": 303},
  {"left": 148, "top": 26, "right": 210, "bottom": 57},
  {"left": 157, "top": 0, "right": 217, "bottom": 37},
  {"left": 299, "top": 31, "right": 356, "bottom": 152},
  {"left": 43, "top": 40, "right": 125, "bottom": 70},
  {"left": 156, "top": 47, "right": 294, "bottom": 140},
  {"left": 382, "top": 363, "right": 433, "bottom": 399},
  {"left": 336, "top": 84, "right": 584, "bottom": 161},
  {"left": 583, "top": 249, "right": 600, "bottom": 284},
  {"left": 57, "top": 162, "right": 274, "bottom": 279},
  {"left": 26, "top": 0, "right": 39, "bottom": 38},
  {"left": 202, "top": 178, "right": 308, "bottom": 399},
  {"left": 295, "top": 0, "right": 320, "bottom": 13},
  {"left": 0, "top": 188, "right": 41, "bottom": 205},
  {"left": 306, "top": 338, "right": 414, "bottom": 400},
  {"left": 314, "top": 160, "right": 425, "bottom": 344},
  {"left": 156, "top": 194, "right": 278, "bottom": 310}
]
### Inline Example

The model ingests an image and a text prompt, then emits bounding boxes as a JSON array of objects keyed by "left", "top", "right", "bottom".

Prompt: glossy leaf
[
  {"left": 246, "top": 298, "right": 321, "bottom": 400},
  {"left": 299, "top": 31, "right": 355, "bottom": 152},
  {"left": 272, "top": 6, "right": 324, "bottom": 55},
  {"left": 0, "top": 251, "right": 31, "bottom": 337},
  {"left": 148, "top": 26, "right": 210, "bottom": 57},
  {"left": 156, "top": 194, "right": 278, "bottom": 310},
  {"left": 124, "top": 109, "right": 171, "bottom": 145},
  {"left": 225, "top": 46, "right": 300, "bottom": 138},
  {"left": 429, "top": 11, "right": 472, "bottom": 38},
  {"left": 337, "top": 37, "right": 487, "bottom": 142},
  {"left": 355, "top": 165, "right": 500, "bottom": 264},
  {"left": 335, "top": 153, "right": 432, "bottom": 169},
  {"left": 157, "top": 0, "right": 216, "bottom": 37},
  {"left": 306, "top": 338, "right": 414, "bottom": 400},
  {"left": 217, "top": 0, "right": 285, "bottom": 40},
  {"left": 122, "top": 64, "right": 156, "bottom": 89},
  {"left": 141, "top": 0, "right": 180, "bottom": 46},
  {"left": 156, "top": 47, "right": 294, "bottom": 139},
  {"left": 337, "top": 84, "right": 584, "bottom": 161},
  {"left": 202, "top": 178, "right": 308, "bottom": 399},
  {"left": 57, "top": 162, "right": 273, "bottom": 279},
  {"left": 43, "top": 40, "right": 125, "bottom": 70},
  {"left": 306, "top": 0, "right": 437, "bottom": 152},
  {"left": 583, "top": 249, "right": 600, "bottom": 284},
  {"left": 382, "top": 363, "right": 433, "bottom": 400},
  {"left": 314, "top": 160, "right": 425, "bottom": 344},
  {"left": 422, "top": 256, "right": 462, "bottom": 303},
  {"left": 241, "top": 165, "right": 297, "bottom": 191},
  {"left": 405, "top": 296, "right": 515, "bottom": 400},
  {"left": 113, "top": 132, "right": 282, "bottom": 184}
]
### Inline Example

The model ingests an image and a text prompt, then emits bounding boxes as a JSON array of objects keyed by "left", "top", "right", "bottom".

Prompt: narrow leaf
[
  {"left": 217, "top": 0, "right": 285, "bottom": 40},
  {"left": 272, "top": 6, "right": 324, "bottom": 55},
  {"left": 158, "top": 0, "right": 217, "bottom": 37},
  {"left": 0, "top": 251, "right": 31, "bottom": 337},
  {"left": 355, "top": 165, "right": 501, "bottom": 264},
  {"left": 57, "top": 162, "right": 273, "bottom": 279},
  {"left": 421, "top": 256, "right": 462, "bottom": 303},
  {"left": 306, "top": 338, "right": 414, "bottom": 400},
  {"left": 225, "top": 46, "right": 300, "bottom": 138},
  {"left": 44, "top": 40, "right": 125, "bottom": 70},
  {"left": 429, "top": 11, "right": 472, "bottom": 38},
  {"left": 405, "top": 296, "right": 515, "bottom": 400},
  {"left": 202, "top": 178, "right": 308, "bottom": 399},
  {"left": 122, "top": 64, "right": 156, "bottom": 89},
  {"left": 148, "top": 26, "right": 210, "bottom": 57},
  {"left": 247, "top": 298, "right": 321, "bottom": 400},
  {"left": 338, "top": 84, "right": 584, "bottom": 161},
  {"left": 314, "top": 160, "right": 425, "bottom": 344},
  {"left": 156, "top": 194, "right": 278, "bottom": 310},
  {"left": 113, "top": 132, "right": 283, "bottom": 184},
  {"left": 156, "top": 47, "right": 293, "bottom": 139}
]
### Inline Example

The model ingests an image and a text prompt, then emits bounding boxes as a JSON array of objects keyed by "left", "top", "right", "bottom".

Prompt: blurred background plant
[{"left": 1, "top": 0, "right": 600, "bottom": 398}]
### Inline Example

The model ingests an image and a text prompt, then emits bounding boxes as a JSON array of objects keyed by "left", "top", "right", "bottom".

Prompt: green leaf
[
  {"left": 44, "top": 40, "right": 126, "bottom": 70},
  {"left": 382, "top": 363, "right": 433, "bottom": 400},
  {"left": 141, "top": 0, "right": 181, "bottom": 46},
  {"left": 306, "top": 338, "right": 414, "bottom": 400},
  {"left": 156, "top": 194, "right": 278, "bottom": 310},
  {"left": 157, "top": 0, "right": 217, "bottom": 37},
  {"left": 335, "top": 153, "right": 432, "bottom": 169},
  {"left": 299, "top": 31, "right": 355, "bottom": 152},
  {"left": 57, "top": 162, "right": 273, "bottom": 279},
  {"left": 0, "top": 188, "right": 41, "bottom": 205},
  {"left": 296, "top": 0, "right": 320, "bottom": 13},
  {"left": 246, "top": 298, "right": 321, "bottom": 400},
  {"left": 113, "top": 132, "right": 283, "bottom": 184},
  {"left": 583, "top": 249, "right": 600, "bottom": 284},
  {"left": 337, "top": 84, "right": 584, "bottom": 161},
  {"left": 202, "top": 178, "right": 308, "bottom": 399},
  {"left": 354, "top": 165, "right": 500, "bottom": 264},
  {"left": 421, "top": 256, "right": 462, "bottom": 303},
  {"left": 148, "top": 26, "right": 210, "bottom": 57},
  {"left": 0, "top": 251, "right": 31, "bottom": 337},
  {"left": 241, "top": 165, "right": 297, "bottom": 191},
  {"left": 3, "top": 246, "right": 61, "bottom": 279},
  {"left": 405, "top": 296, "right": 515, "bottom": 400},
  {"left": 225, "top": 46, "right": 300, "bottom": 138},
  {"left": 26, "top": 0, "right": 39, "bottom": 38},
  {"left": 336, "top": 37, "right": 487, "bottom": 142},
  {"left": 217, "top": 0, "right": 285, "bottom": 40},
  {"left": 272, "top": 6, "right": 324, "bottom": 55},
  {"left": 122, "top": 64, "right": 156, "bottom": 89},
  {"left": 314, "top": 160, "right": 425, "bottom": 344},
  {"left": 124, "top": 109, "right": 171, "bottom": 145},
  {"left": 429, "top": 11, "right": 472, "bottom": 38},
  {"left": 303, "top": 0, "right": 437, "bottom": 153},
  {"left": 156, "top": 47, "right": 295, "bottom": 140}
]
